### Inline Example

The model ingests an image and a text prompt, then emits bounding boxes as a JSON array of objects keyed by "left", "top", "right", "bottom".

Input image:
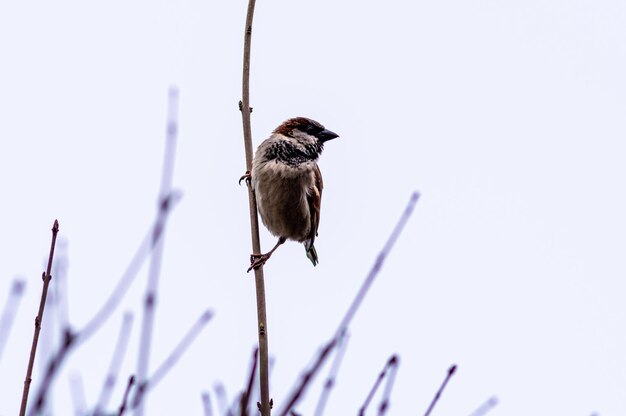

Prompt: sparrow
[{"left": 241, "top": 117, "right": 339, "bottom": 272}]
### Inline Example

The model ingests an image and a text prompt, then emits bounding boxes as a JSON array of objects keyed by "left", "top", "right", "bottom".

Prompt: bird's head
[{"left": 273, "top": 117, "right": 339, "bottom": 147}]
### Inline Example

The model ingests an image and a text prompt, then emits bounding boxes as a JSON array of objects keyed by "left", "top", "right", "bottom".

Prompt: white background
[{"left": 1, "top": 0, "right": 625, "bottom": 415}]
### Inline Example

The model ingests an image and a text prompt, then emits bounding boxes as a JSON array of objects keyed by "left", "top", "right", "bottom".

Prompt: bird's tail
[{"left": 305, "top": 244, "right": 319, "bottom": 266}]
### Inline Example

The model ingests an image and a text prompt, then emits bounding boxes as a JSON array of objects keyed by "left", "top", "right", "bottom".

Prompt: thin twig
[
  {"left": 278, "top": 192, "right": 420, "bottom": 416},
  {"left": 313, "top": 332, "right": 350, "bottom": 416},
  {"left": 19, "top": 219, "right": 60, "bottom": 416},
  {"left": 377, "top": 356, "right": 399, "bottom": 415},
  {"left": 68, "top": 373, "right": 87, "bottom": 416},
  {"left": 239, "top": 0, "right": 270, "bottom": 414},
  {"left": 239, "top": 346, "right": 259, "bottom": 416},
  {"left": 467, "top": 396, "right": 498, "bottom": 416},
  {"left": 118, "top": 375, "right": 135, "bottom": 416},
  {"left": 135, "top": 86, "right": 180, "bottom": 416},
  {"left": 202, "top": 392, "right": 213, "bottom": 416},
  {"left": 0, "top": 277, "right": 26, "bottom": 362},
  {"left": 132, "top": 310, "right": 213, "bottom": 409},
  {"left": 424, "top": 364, "right": 457, "bottom": 416},
  {"left": 359, "top": 355, "right": 399, "bottom": 416},
  {"left": 94, "top": 312, "right": 134, "bottom": 416}
]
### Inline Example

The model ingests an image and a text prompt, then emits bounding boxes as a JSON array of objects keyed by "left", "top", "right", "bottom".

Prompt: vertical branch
[
  {"left": 135, "top": 87, "right": 180, "bottom": 416},
  {"left": 239, "top": 347, "right": 259, "bottom": 416},
  {"left": 238, "top": 1, "right": 270, "bottom": 415},
  {"left": 424, "top": 364, "right": 457, "bottom": 416},
  {"left": 19, "top": 219, "right": 60, "bottom": 416},
  {"left": 202, "top": 392, "right": 214, "bottom": 416},
  {"left": 0, "top": 278, "right": 26, "bottom": 362}
]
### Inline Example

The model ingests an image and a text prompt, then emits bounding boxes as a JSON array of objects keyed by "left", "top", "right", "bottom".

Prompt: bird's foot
[
  {"left": 239, "top": 171, "right": 251, "bottom": 186},
  {"left": 247, "top": 252, "right": 271, "bottom": 273}
]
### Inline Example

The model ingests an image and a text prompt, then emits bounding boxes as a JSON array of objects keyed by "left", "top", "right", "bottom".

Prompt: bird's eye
[{"left": 301, "top": 124, "right": 322, "bottom": 136}]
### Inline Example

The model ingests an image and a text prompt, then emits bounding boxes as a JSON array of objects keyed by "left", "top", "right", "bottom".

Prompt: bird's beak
[{"left": 317, "top": 129, "right": 339, "bottom": 142}]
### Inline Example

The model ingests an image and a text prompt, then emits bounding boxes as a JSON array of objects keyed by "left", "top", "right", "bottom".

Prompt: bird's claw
[
  {"left": 247, "top": 253, "right": 269, "bottom": 273},
  {"left": 239, "top": 171, "right": 252, "bottom": 186}
]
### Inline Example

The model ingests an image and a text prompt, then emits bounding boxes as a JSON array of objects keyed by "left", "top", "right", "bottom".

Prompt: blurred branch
[
  {"left": 0, "top": 277, "right": 26, "bottom": 362},
  {"left": 358, "top": 355, "right": 399, "bottom": 416},
  {"left": 467, "top": 396, "right": 498, "bottom": 416},
  {"left": 68, "top": 373, "right": 87, "bottom": 416},
  {"left": 278, "top": 192, "right": 420, "bottom": 416},
  {"left": 19, "top": 219, "right": 60, "bottom": 416},
  {"left": 94, "top": 312, "right": 134, "bottom": 416},
  {"left": 132, "top": 310, "right": 214, "bottom": 409},
  {"left": 239, "top": 347, "right": 259, "bottom": 416},
  {"left": 424, "top": 364, "right": 457, "bottom": 416},
  {"left": 238, "top": 0, "right": 270, "bottom": 415},
  {"left": 135, "top": 86, "right": 180, "bottom": 416},
  {"left": 313, "top": 332, "right": 350, "bottom": 416},
  {"left": 201, "top": 392, "right": 213, "bottom": 416},
  {"left": 118, "top": 375, "right": 135, "bottom": 416},
  {"left": 214, "top": 382, "right": 232, "bottom": 416},
  {"left": 52, "top": 239, "right": 70, "bottom": 330},
  {"left": 377, "top": 355, "right": 399, "bottom": 415}
]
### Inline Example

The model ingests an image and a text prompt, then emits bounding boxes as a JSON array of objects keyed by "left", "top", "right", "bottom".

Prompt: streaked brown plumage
[{"left": 243, "top": 117, "right": 338, "bottom": 271}]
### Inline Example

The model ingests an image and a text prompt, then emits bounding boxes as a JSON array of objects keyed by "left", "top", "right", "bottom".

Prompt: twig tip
[
  {"left": 52, "top": 219, "right": 59, "bottom": 232},
  {"left": 448, "top": 364, "right": 457, "bottom": 375},
  {"left": 201, "top": 310, "right": 214, "bottom": 322}
]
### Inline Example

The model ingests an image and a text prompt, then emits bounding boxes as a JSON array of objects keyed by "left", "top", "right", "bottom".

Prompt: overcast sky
[{"left": 1, "top": 0, "right": 625, "bottom": 415}]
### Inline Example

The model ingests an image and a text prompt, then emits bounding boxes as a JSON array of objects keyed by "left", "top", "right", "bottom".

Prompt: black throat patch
[{"left": 265, "top": 140, "right": 323, "bottom": 166}]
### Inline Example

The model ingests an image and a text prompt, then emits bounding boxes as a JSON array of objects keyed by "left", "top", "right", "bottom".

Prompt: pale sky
[{"left": 1, "top": 0, "right": 625, "bottom": 415}]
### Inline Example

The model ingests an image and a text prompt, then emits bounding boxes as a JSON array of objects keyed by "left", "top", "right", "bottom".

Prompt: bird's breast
[{"left": 252, "top": 160, "right": 317, "bottom": 242}]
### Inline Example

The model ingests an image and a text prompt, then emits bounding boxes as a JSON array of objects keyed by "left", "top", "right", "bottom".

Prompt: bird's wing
[{"left": 307, "top": 163, "right": 324, "bottom": 247}]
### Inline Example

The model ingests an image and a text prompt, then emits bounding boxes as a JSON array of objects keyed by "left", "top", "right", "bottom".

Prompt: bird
[{"left": 240, "top": 117, "right": 339, "bottom": 272}]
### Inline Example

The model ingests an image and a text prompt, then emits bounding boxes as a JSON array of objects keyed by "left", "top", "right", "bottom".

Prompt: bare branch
[
  {"left": 214, "top": 382, "right": 232, "bottom": 416},
  {"left": 118, "top": 375, "right": 135, "bottom": 416},
  {"left": 19, "top": 219, "right": 60, "bottom": 416},
  {"left": 313, "top": 332, "right": 350, "bottom": 416},
  {"left": 278, "top": 192, "right": 420, "bottom": 416},
  {"left": 467, "top": 396, "right": 498, "bottom": 416},
  {"left": 94, "top": 312, "right": 134, "bottom": 415},
  {"left": 424, "top": 364, "right": 457, "bottom": 416},
  {"left": 135, "top": 86, "right": 180, "bottom": 416},
  {"left": 239, "top": 0, "right": 271, "bottom": 414},
  {"left": 239, "top": 347, "right": 259, "bottom": 416},
  {"left": 0, "top": 277, "right": 26, "bottom": 362},
  {"left": 358, "top": 355, "right": 399, "bottom": 416},
  {"left": 68, "top": 373, "right": 87, "bottom": 416},
  {"left": 201, "top": 392, "right": 213, "bottom": 416},
  {"left": 377, "top": 355, "right": 399, "bottom": 416}
]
